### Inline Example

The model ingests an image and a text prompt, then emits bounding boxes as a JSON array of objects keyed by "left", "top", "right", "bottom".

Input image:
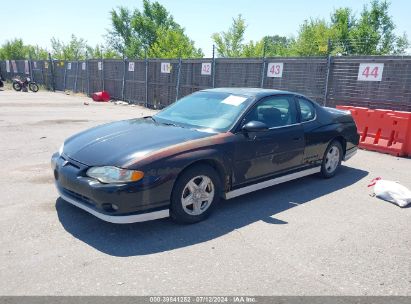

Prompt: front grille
[{"left": 62, "top": 188, "right": 95, "bottom": 207}]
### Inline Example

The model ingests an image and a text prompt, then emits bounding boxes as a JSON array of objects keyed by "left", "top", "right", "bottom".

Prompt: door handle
[{"left": 293, "top": 137, "right": 301, "bottom": 141}]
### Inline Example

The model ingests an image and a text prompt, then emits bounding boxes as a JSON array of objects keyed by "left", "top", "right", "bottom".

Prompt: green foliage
[
  {"left": 86, "top": 44, "right": 121, "bottom": 59},
  {"left": 292, "top": 18, "right": 335, "bottom": 56},
  {"left": 263, "top": 35, "right": 296, "bottom": 57},
  {"left": 0, "top": 39, "right": 48, "bottom": 60},
  {"left": 0, "top": 39, "right": 26, "bottom": 59},
  {"left": 212, "top": 17, "right": 296, "bottom": 57},
  {"left": 212, "top": 15, "right": 247, "bottom": 57},
  {"left": 107, "top": 6, "right": 138, "bottom": 58},
  {"left": 1, "top": 0, "right": 408, "bottom": 60},
  {"left": 148, "top": 27, "right": 203, "bottom": 58},
  {"left": 50, "top": 35, "right": 121, "bottom": 60},
  {"left": 347, "top": 0, "right": 408, "bottom": 54},
  {"left": 51, "top": 35, "right": 89, "bottom": 60},
  {"left": 107, "top": 0, "right": 202, "bottom": 58},
  {"left": 25, "top": 45, "right": 49, "bottom": 60},
  {"left": 242, "top": 40, "right": 264, "bottom": 58},
  {"left": 213, "top": 0, "right": 408, "bottom": 57}
]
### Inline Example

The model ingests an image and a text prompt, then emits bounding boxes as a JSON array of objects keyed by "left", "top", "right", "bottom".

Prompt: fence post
[
  {"left": 101, "top": 58, "right": 105, "bottom": 91},
  {"left": 121, "top": 59, "right": 126, "bottom": 101},
  {"left": 175, "top": 58, "right": 182, "bottom": 102},
  {"left": 212, "top": 44, "right": 216, "bottom": 88},
  {"left": 86, "top": 53, "right": 90, "bottom": 96},
  {"left": 323, "top": 39, "right": 333, "bottom": 106},
  {"left": 48, "top": 53, "right": 55, "bottom": 91},
  {"left": 29, "top": 56, "right": 34, "bottom": 82},
  {"left": 63, "top": 61, "right": 67, "bottom": 91},
  {"left": 74, "top": 61, "right": 79, "bottom": 93},
  {"left": 145, "top": 58, "right": 149, "bottom": 107},
  {"left": 323, "top": 55, "right": 332, "bottom": 106},
  {"left": 260, "top": 57, "right": 267, "bottom": 88}
]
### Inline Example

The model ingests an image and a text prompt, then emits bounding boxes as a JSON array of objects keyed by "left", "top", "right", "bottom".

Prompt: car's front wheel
[
  {"left": 320, "top": 140, "right": 343, "bottom": 178},
  {"left": 170, "top": 164, "right": 221, "bottom": 224}
]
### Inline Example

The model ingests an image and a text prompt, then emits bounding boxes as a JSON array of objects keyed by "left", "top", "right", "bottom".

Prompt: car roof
[{"left": 201, "top": 87, "right": 295, "bottom": 99}]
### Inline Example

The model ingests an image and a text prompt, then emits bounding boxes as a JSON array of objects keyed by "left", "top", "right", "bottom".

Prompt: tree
[
  {"left": 107, "top": 6, "right": 137, "bottom": 58},
  {"left": 263, "top": 35, "right": 296, "bottom": 57},
  {"left": 330, "top": 8, "right": 356, "bottom": 54},
  {"left": 242, "top": 40, "right": 264, "bottom": 58},
  {"left": 0, "top": 39, "right": 48, "bottom": 60},
  {"left": 148, "top": 27, "right": 203, "bottom": 58},
  {"left": 25, "top": 45, "right": 49, "bottom": 60},
  {"left": 211, "top": 15, "right": 246, "bottom": 57},
  {"left": 292, "top": 18, "right": 335, "bottom": 56},
  {"left": 86, "top": 44, "right": 121, "bottom": 59},
  {"left": 349, "top": 0, "right": 408, "bottom": 55},
  {"left": 0, "top": 39, "right": 27, "bottom": 60},
  {"left": 51, "top": 34, "right": 89, "bottom": 60},
  {"left": 107, "top": 0, "right": 202, "bottom": 58}
]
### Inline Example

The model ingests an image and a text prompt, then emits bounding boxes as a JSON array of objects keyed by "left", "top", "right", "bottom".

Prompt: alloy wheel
[{"left": 181, "top": 175, "right": 215, "bottom": 216}]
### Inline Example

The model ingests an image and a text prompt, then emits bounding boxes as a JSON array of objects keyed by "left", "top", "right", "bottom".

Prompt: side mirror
[{"left": 242, "top": 121, "right": 269, "bottom": 132}]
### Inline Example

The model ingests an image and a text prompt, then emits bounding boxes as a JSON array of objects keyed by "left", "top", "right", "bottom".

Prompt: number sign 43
[
  {"left": 267, "top": 63, "right": 283, "bottom": 78},
  {"left": 357, "top": 63, "right": 384, "bottom": 81}
]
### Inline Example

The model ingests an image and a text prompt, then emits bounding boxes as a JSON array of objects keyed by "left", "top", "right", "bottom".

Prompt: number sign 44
[{"left": 357, "top": 63, "right": 384, "bottom": 81}]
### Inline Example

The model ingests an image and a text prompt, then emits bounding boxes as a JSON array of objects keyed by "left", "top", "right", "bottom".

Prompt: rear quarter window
[{"left": 297, "top": 97, "right": 316, "bottom": 122}]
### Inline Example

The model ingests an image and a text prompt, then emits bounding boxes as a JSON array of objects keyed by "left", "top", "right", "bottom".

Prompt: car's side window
[
  {"left": 297, "top": 97, "right": 316, "bottom": 122},
  {"left": 244, "top": 95, "right": 297, "bottom": 128}
]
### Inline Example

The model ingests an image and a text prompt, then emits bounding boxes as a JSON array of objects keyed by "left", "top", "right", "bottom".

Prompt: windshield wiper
[
  {"left": 162, "top": 122, "right": 179, "bottom": 127},
  {"left": 145, "top": 116, "right": 157, "bottom": 123},
  {"left": 146, "top": 116, "right": 182, "bottom": 128}
]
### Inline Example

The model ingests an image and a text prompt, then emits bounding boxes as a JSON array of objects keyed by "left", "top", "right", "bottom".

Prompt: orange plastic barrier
[{"left": 336, "top": 105, "right": 411, "bottom": 157}]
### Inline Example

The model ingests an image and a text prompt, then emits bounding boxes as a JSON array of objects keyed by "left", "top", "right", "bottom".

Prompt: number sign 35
[{"left": 357, "top": 63, "right": 384, "bottom": 81}]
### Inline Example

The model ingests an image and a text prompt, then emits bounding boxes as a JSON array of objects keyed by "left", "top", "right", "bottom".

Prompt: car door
[
  {"left": 232, "top": 94, "right": 305, "bottom": 186},
  {"left": 295, "top": 96, "right": 323, "bottom": 166}
]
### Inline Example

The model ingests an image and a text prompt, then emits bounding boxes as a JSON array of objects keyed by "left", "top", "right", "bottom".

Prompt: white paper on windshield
[{"left": 221, "top": 95, "right": 247, "bottom": 106}]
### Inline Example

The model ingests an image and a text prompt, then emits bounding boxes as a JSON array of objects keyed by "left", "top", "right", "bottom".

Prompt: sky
[{"left": 1, "top": 0, "right": 410, "bottom": 57}]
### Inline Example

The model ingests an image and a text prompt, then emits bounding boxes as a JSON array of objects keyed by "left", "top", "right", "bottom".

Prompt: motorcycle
[{"left": 12, "top": 76, "right": 39, "bottom": 92}]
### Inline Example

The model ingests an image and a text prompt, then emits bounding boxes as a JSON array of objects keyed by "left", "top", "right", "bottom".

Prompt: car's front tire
[
  {"left": 170, "top": 164, "right": 221, "bottom": 224},
  {"left": 320, "top": 140, "right": 343, "bottom": 178}
]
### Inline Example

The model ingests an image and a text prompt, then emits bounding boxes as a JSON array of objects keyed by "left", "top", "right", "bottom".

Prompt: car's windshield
[{"left": 154, "top": 91, "right": 253, "bottom": 132}]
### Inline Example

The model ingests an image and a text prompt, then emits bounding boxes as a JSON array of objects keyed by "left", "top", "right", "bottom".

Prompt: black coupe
[{"left": 51, "top": 88, "right": 359, "bottom": 224}]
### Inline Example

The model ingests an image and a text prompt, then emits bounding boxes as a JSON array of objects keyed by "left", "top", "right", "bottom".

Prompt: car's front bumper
[
  {"left": 57, "top": 185, "right": 169, "bottom": 223},
  {"left": 51, "top": 152, "right": 171, "bottom": 224}
]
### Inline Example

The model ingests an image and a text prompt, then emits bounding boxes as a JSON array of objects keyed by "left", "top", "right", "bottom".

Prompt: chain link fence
[{"left": 0, "top": 56, "right": 410, "bottom": 111}]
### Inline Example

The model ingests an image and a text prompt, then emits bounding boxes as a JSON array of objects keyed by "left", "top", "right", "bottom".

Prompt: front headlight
[
  {"left": 86, "top": 166, "right": 144, "bottom": 184},
  {"left": 59, "top": 143, "right": 64, "bottom": 155}
]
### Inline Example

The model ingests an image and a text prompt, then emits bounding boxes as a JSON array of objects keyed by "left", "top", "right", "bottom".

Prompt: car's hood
[{"left": 63, "top": 118, "right": 214, "bottom": 167}]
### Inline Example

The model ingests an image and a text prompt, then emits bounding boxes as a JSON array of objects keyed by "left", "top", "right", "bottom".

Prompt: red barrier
[
  {"left": 91, "top": 91, "right": 110, "bottom": 102},
  {"left": 336, "top": 105, "right": 411, "bottom": 157}
]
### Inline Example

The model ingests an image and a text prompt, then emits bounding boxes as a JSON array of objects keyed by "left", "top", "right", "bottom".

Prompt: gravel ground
[{"left": 0, "top": 90, "right": 410, "bottom": 296}]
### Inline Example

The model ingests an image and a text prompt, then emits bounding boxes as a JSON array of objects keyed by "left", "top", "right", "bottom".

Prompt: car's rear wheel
[
  {"left": 320, "top": 140, "right": 343, "bottom": 178},
  {"left": 170, "top": 164, "right": 221, "bottom": 224}
]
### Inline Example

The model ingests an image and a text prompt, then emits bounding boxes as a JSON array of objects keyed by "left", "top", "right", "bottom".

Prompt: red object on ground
[
  {"left": 336, "top": 105, "right": 411, "bottom": 157},
  {"left": 91, "top": 91, "right": 110, "bottom": 102}
]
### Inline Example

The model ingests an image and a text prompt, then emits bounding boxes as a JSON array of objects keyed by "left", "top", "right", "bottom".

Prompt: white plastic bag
[{"left": 368, "top": 177, "right": 411, "bottom": 208}]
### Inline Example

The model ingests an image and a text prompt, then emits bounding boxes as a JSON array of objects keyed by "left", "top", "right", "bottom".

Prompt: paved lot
[{"left": 0, "top": 90, "right": 410, "bottom": 295}]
